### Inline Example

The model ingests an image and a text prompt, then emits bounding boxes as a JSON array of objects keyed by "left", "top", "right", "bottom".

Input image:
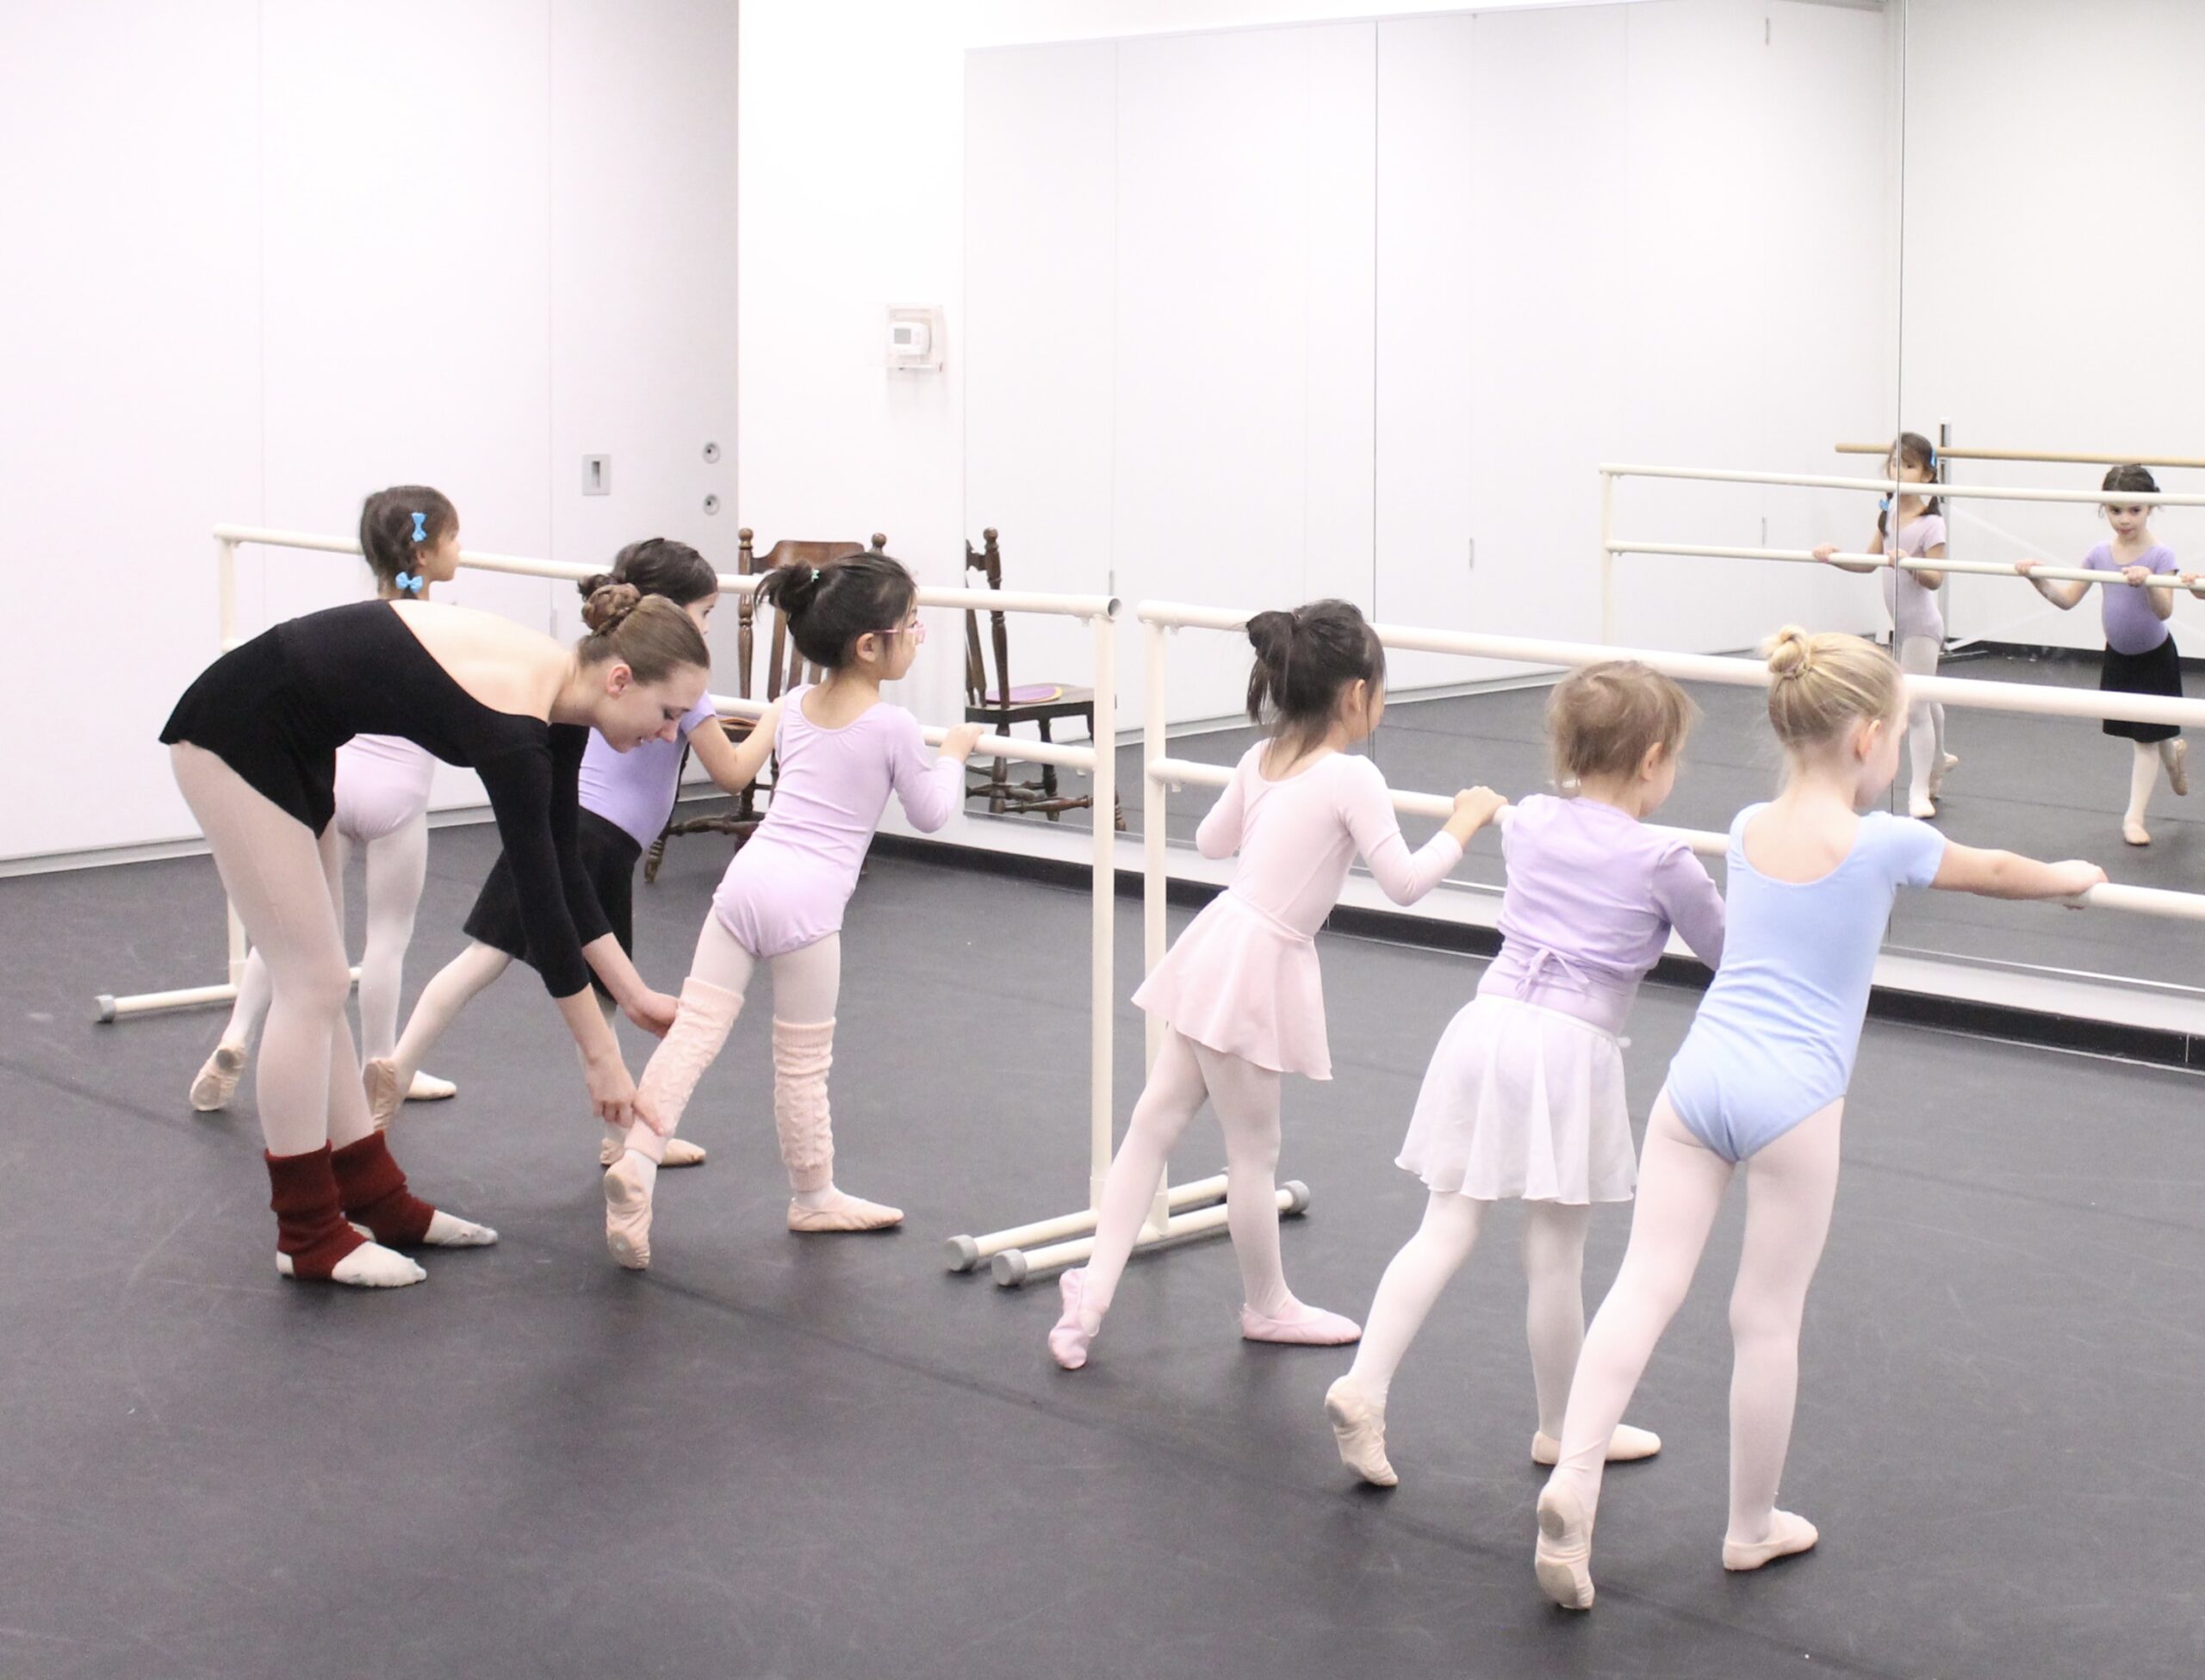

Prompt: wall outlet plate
[
  {"left": 886, "top": 304, "right": 945, "bottom": 371},
  {"left": 582, "top": 455, "right": 611, "bottom": 495}
]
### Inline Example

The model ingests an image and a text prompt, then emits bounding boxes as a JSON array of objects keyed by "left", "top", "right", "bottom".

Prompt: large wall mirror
[{"left": 963, "top": 0, "right": 2191, "bottom": 1007}]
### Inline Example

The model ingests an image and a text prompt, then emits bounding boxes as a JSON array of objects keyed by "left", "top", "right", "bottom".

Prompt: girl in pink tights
[
  {"left": 1050, "top": 600, "right": 1504, "bottom": 1369},
  {"left": 600, "top": 552, "right": 983, "bottom": 1267}
]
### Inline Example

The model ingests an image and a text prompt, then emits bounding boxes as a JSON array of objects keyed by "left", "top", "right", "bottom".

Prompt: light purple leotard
[
  {"left": 2084, "top": 542, "right": 2178, "bottom": 655},
  {"left": 578, "top": 693, "right": 720, "bottom": 847},
  {"left": 1881, "top": 512, "right": 1947, "bottom": 644},
  {"left": 711, "top": 687, "right": 963, "bottom": 958},
  {"left": 332, "top": 734, "right": 437, "bottom": 842},
  {"left": 1478, "top": 794, "right": 1727, "bottom": 1035}
]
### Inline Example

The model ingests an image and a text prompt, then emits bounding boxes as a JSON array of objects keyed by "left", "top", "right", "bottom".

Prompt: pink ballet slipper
[
  {"left": 1534, "top": 1480, "right": 1596, "bottom": 1610},
  {"left": 189, "top": 1042, "right": 247, "bottom": 1113},
  {"left": 599, "top": 1134, "right": 705, "bottom": 1169},
  {"left": 603, "top": 1152, "right": 655, "bottom": 1271},
  {"left": 362, "top": 1057, "right": 406, "bottom": 1131},
  {"left": 1323, "top": 1374, "right": 1396, "bottom": 1487},
  {"left": 1531, "top": 1423, "right": 1662, "bottom": 1466},
  {"left": 1722, "top": 1510, "right": 1818, "bottom": 1572},
  {"left": 1239, "top": 1299, "right": 1361, "bottom": 1346},
  {"left": 1048, "top": 1268, "right": 1097, "bottom": 1370},
  {"left": 788, "top": 1188, "right": 902, "bottom": 1232}
]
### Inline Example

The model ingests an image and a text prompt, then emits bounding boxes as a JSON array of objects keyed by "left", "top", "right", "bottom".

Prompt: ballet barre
[
  {"left": 1837, "top": 443, "right": 2205, "bottom": 472},
  {"left": 1607, "top": 542, "right": 2202, "bottom": 592}
]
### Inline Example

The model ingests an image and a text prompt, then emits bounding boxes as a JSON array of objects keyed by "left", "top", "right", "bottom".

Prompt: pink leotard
[
  {"left": 710, "top": 687, "right": 964, "bottom": 959},
  {"left": 332, "top": 735, "right": 436, "bottom": 843}
]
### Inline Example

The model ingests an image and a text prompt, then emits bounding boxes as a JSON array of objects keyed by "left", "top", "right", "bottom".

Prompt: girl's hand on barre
[
  {"left": 2183, "top": 573, "right": 2205, "bottom": 598},
  {"left": 1811, "top": 543, "right": 1838, "bottom": 564},
  {"left": 1444, "top": 786, "right": 1508, "bottom": 845},
  {"left": 2013, "top": 558, "right": 2041, "bottom": 575},
  {"left": 941, "top": 723, "right": 986, "bottom": 763},
  {"left": 2121, "top": 565, "right": 2153, "bottom": 589},
  {"left": 2050, "top": 860, "right": 2109, "bottom": 903},
  {"left": 624, "top": 989, "right": 680, "bottom": 1038}
]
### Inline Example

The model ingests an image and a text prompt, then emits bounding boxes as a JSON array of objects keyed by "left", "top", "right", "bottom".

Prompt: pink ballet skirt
[
  {"left": 1394, "top": 995, "right": 1635, "bottom": 1204},
  {"left": 1132, "top": 891, "right": 1332, "bottom": 1080}
]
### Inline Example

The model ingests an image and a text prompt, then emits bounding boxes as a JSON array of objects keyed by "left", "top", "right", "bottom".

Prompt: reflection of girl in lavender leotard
[
  {"left": 1812, "top": 430, "right": 1956, "bottom": 819},
  {"left": 599, "top": 551, "right": 984, "bottom": 1268}
]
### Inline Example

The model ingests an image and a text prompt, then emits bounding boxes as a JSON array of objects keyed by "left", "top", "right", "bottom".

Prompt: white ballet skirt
[{"left": 1394, "top": 995, "right": 1636, "bottom": 1204}]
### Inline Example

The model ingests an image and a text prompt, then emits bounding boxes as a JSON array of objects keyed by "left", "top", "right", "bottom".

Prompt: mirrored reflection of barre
[
  {"left": 1607, "top": 542, "right": 2201, "bottom": 592},
  {"left": 1837, "top": 443, "right": 2205, "bottom": 472}
]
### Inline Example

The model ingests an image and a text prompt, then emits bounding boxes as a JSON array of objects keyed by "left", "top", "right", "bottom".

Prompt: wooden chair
[
  {"left": 962, "top": 528, "right": 1124, "bottom": 829},
  {"left": 643, "top": 528, "right": 886, "bottom": 882}
]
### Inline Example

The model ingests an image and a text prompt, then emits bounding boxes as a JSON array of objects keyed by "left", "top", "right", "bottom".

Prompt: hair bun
[
  {"left": 1245, "top": 609, "right": 1297, "bottom": 662},
  {"left": 576, "top": 570, "right": 616, "bottom": 603},
  {"left": 1764, "top": 625, "right": 1813, "bottom": 680},
  {"left": 582, "top": 580, "right": 643, "bottom": 634}
]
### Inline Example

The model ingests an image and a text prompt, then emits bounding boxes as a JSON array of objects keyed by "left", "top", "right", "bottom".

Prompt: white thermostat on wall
[{"left": 886, "top": 305, "right": 945, "bottom": 371}]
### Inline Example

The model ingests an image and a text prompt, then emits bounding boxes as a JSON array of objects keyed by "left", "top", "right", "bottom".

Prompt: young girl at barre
[
  {"left": 2015, "top": 464, "right": 2188, "bottom": 846},
  {"left": 1533, "top": 629, "right": 2102, "bottom": 1609},
  {"left": 599, "top": 552, "right": 984, "bottom": 1267},
  {"left": 1325, "top": 661, "right": 1724, "bottom": 1489},
  {"left": 189, "top": 486, "right": 463, "bottom": 1115},
  {"left": 1049, "top": 601, "right": 1504, "bottom": 1370},
  {"left": 369, "top": 539, "right": 753, "bottom": 1175},
  {"left": 1812, "top": 431, "right": 1955, "bottom": 818}
]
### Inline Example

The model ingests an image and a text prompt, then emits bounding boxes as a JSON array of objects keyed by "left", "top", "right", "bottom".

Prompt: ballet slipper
[
  {"left": 189, "top": 1042, "right": 248, "bottom": 1113},
  {"left": 1929, "top": 752, "right": 1960, "bottom": 796},
  {"left": 599, "top": 1134, "right": 706, "bottom": 1169},
  {"left": 2124, "top": 821, "right": 2152, "bottom": 847},
  {"left": 1723, "top": 1510, "right": 1819, "bottom": 1572},
  {"left": 2168, "top": 739, "right": 2189, "bottom": 797},
  {"left": 772, "top": 1018, "right": 837, "bottom": 1196},
  {"left": 1048, "top": 1268, "right": 1098, "bottom": 1370},
  {"left": 603, "top": 1152, "right": 655, "bottom": 1270},
  {"left": 787, "top": 1188, "right": 903, "bottom": 1232},
  {"left": 331, "top": 1132, "right": 496, "bottom": 1249},
  {"left": 407, "top": 1070, "right": 457, "bottom": 1101},
  {"left": 1908, "top": 794, "right": 1937, "bottom": 820},
  {"left": 264, "top": 1146, "right": 424, "bottom": 1286},
  {"left": 1323, "top": 1374, "right": 1397, "bottom": 1487},
  {"left": 1534, "top": 1481, "right": 1596, "bottom": 1610},
  {"left": 362, "top": 1057, "right": 406, "bottom": 1131},
  {"left": 1239, "top": 1299, "right": 1361, "bottom": 1346},
  {"left": 1531, "top": 1423, "right": 1662, "bottom": 1466}
]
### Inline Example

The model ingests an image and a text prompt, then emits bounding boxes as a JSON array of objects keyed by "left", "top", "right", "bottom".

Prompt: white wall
[
  {"left": 4, "top": 0, "right": 738, "bottom": 864},
  {"left": 1899, "top": 0, "right": 2205, "bottom": 653},
  {"left": 960, "top": 0, "right": 1894, "bottom": 714}
]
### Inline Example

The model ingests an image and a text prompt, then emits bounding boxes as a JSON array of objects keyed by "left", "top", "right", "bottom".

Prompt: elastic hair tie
[
  {"left": 811, "top": 567, "right": 821, "bottom": 581},
  {"left": 394, "top": 570, "right": 424, "bottom": 594},
  {"left": 410, "top": 511, "right": 427, "bottom": 543}
]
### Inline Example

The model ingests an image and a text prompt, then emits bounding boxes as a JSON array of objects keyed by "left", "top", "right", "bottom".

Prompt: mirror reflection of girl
[
  {"left": 1812, "top": 431, "right": 1955, "bottom": 818},
  {"left": 2015, "top": 464, "right": 2187, "bottom": 846},
  {"left": 1048, "top": 601, "right": 1506, "bottom": 1371}
]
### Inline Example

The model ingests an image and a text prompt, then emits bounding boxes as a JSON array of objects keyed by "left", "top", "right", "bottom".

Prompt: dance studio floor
[{"left": 4, "top": 824, "right": 2202, "bottom": 1678}]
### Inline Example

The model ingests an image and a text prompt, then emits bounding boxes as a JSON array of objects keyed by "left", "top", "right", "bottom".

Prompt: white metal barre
[
  {"left": 1599, "top": 464, "right": 2205, "bottom": 510},
  {"left": 1608, "top": 541, "right": 2201, "bottom": 593},
  {"left": 1837, "top": 443, "right": 2205, "bottom": 472}
]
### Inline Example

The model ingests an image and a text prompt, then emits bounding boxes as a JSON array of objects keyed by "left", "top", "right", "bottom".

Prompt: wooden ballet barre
[
  {"left": 1608, "top": 541, "right": 2202, "bottom": 592},
  {"left": 1599, "top": 464, "right": 2205, "bottom": 510},
  {"left": 1836, "top": 443, "right": 2205, "bottom": 471}
]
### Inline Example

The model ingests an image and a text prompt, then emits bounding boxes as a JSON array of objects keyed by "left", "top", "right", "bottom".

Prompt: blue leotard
[{"left": 1663, "top": 805, "right": 1946, "bottom": 1162}]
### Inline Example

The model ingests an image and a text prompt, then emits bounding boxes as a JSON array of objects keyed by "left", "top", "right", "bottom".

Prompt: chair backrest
[
  {"left": 964, "top": 527, "right": 1010, "bottom": 711},
  {"left": 736, "top": 528, "right": 888, "bottom": 704}
]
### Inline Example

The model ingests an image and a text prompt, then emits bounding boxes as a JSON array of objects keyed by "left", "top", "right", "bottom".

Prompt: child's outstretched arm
[
  {"left": 1811, "top": 528, "right": 1885, "bottom": 576},
  {"left": 690, "top": 699, "right": 785, "bottom": 794},
  {"left": 1932, "top": 842, "right": 2105, "bottom": 902},
  {"left": 889, "top": 717, "right": 983, "bottom": 834},
  {"left": 2014, "top": 558, "right": 2089, "bottom": 611},
  {"left": 1341, "top": 766, "right": 1502, "bottom": 905}
]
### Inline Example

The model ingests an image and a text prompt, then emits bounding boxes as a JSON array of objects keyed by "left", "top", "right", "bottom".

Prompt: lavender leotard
[
  {"left": 710, "top": 688, "right": 963, "bottom": 959},
  {"left": 2084, "top": 542, "right": 2179, "bottom": 655},
  {"left": 578, "top": 693, "right": 720, "bottom": 846},
  {"left": 1882, "top": 513, "right": 1947, "bottom": 645}
]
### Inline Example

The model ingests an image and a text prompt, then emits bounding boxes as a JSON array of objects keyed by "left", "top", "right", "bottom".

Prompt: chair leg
[{"left": 1039, "top": 717, "right": 1061, "bottom": 819}]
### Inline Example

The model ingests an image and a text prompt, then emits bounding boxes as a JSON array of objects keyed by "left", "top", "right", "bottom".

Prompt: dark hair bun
[
  {"left": 1245, "top": 609, "right": 1297, "bottom": 665},
  {"left": 755, "top": 564, "right": 825, "bottom": 616},
  {"left": 581, "top": 580, "right": 643, "bottom": 634},
  {"left": 577, "top": 570, "right": 615, "bottom": 602}
]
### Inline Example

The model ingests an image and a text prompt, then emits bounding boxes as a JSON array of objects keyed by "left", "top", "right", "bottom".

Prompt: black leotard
[{"left": 162, "top": 600, "right": 610, "bottom": 996}]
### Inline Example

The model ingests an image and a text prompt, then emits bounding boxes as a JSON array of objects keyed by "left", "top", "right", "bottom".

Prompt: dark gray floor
[
  {"left": 1007, "top": 648, "right": 2205, "bottom": 989},
  {"left": 5, "top": 829, "right": 2203, "bottom": 1678}
]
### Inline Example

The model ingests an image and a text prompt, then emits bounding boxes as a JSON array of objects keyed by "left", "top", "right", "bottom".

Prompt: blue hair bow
[
  {"left": 410, "top": 511, "right": 427, "bottom": 543},
  {"left": 394, "top": 570, "right": 425, "bottom": 593}
]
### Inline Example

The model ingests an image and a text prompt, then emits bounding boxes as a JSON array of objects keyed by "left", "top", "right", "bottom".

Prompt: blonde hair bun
[
  {"left": 1764, "top": 624, "right": 1814, "bottom": 680},
  {"left": 1761, "top": 627, "right": 1901, "bottom": 748}
]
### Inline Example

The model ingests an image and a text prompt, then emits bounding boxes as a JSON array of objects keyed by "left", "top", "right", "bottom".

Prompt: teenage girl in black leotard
[{"left": 161, "top": 492, "right": 711, "bottom": 1287}]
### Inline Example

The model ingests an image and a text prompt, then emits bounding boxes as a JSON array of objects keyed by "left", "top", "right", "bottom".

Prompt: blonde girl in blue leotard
[{"left": 1533, "top": 627, "right": 2104, "bottom": 1610}]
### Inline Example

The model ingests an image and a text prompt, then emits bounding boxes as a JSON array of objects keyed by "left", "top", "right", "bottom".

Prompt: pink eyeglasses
[{"left": 879, "top": 618, "right": 928, "bottom": 643}]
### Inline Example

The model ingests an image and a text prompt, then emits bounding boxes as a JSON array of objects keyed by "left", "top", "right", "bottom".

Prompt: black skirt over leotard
[
  {"left": 464, "top": 806, "right": 638, "bottom": 999},
  {"left": 2100, "top": 635, "right": 2183, "bottom": 745},
  {"left": 161, "top": 600, "right": 611, "bottom": 997}
]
